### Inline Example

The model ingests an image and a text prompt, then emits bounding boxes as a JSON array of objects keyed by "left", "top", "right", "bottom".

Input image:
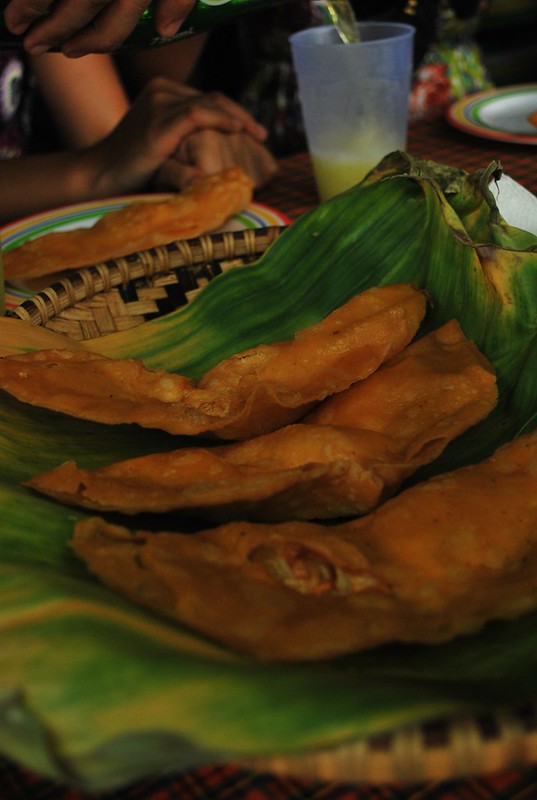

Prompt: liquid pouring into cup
[{"left": 316, "top": 0, "right": 361, "bottom": 43}]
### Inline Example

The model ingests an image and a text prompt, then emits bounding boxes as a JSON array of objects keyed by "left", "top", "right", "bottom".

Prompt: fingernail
[
  {"left": 26, "top": 43, "right": 51, "bottom": 55},
  {"left": 8, "top": 22, "right": 29, "bottom": 34},
  {"left": 159, "top": 19, "right": 183, "bottom": 38}
]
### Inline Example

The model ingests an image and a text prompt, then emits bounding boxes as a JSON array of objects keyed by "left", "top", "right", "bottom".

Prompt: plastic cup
[{"left": 290, "top": 22, "right": 415, "bottom": 201}]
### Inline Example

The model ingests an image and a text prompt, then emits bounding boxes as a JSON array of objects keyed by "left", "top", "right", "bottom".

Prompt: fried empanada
[
  {"left": 28, "top": 321, "right": 497, "bottom": 521},
  {"left": 194, "top": 281, "right": 428, "bottom": 439},
  {"left": 307, "top": 318, "right": 497, "bottom": 461},
  {"left": 0, "top": 348, "right": 230, "bottom": 432},
  {"left": 72, "top": 429, "right": 537, "bottom": 661},
  {"left": 4, "top": 167, "right": 254, "bottom": 281},
  {"left": 26, "top": 425, "right": 405, "bottom": 520},
  {"left": 0, "top": 283, "right": 427, "bottom": 439}
]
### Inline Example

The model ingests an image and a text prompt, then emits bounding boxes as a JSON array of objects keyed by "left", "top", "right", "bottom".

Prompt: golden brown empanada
[
  {"left": 71, "top": 430, "right": 537, "bottom": 661},
  {"left": 0, "top": 283, "right": 427, "bottom": 439},
  {"left": 4, "top": 167, "right": 254, "bottom": 281},
  {"left": 28, "top": 321, "right": 497, "bottom": 522}
]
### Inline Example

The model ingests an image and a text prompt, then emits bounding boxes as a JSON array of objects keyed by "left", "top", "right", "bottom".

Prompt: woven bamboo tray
[
  {"left": 247, "top": 701, "right": 537, "bottom": 784},
  {"left": 7, "top": 226, "right": 283, "bottom": 339},
  {"left": 6, "top": 223, "right": 537, "bottom": 785}
]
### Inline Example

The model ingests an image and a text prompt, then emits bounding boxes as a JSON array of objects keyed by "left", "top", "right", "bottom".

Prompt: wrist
[
  {"left": 76, "top": 141, "right": 155, "bottom": 199},
  {"left": 59, "top": 147, "right": 113, "bottom": 202}
]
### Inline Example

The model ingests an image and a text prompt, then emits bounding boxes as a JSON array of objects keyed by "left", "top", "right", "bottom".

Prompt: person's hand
[
  {"left": 83, "top": 77, "right": 258, "bottom": 196},
  {"left": 145, "top": 85, "right": 279, "bottom": 190},
  {"left": 155, "top": 84, "right": 270, "bottom": 144},
  {"left": 154, "top": 129, "right": 279, "bottom": 190},
  {"left": 3, "top": 0, "right": 196, "bottom": 57}
]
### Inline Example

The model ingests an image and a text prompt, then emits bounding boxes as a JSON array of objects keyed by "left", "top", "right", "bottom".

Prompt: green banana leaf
[{"left": 2, "top": 151, "right": 537, "bottom": 790}]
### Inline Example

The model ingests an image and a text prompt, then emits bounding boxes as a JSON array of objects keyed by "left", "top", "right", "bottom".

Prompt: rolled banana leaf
[{"left": 1, "top": 152, "right": 537, "bottom": 789}]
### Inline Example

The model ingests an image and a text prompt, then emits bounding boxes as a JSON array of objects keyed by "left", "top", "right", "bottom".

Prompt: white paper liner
[{"left": 495, "top": 174, "right": 537, "bottom": 236}]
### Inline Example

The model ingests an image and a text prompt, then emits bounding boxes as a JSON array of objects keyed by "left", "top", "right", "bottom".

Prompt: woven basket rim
[
  {"left": 7, "top": 225, "right": 283, "bottom": 329},
  {"left": 244, "top": 700, "right": 537, "bottom": 784}
]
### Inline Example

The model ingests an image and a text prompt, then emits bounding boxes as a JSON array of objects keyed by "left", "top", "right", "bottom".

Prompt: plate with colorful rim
[
  {"left": 1, "top": 195, "right": 290, "bottom": 310},
  {"left": 446, "top": 83, "right": 537, "bottom": 145}
]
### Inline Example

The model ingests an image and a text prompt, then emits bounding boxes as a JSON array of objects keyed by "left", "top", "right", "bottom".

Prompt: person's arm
[
  {"left": 30, "top": 53, "right": 130, "bottom": 148},
  {"left": 0, "top": 150, "right": 103, "bottom": 223},
  {"left": 32, "top": 47, "right": 277, "bottom": 189},
  {"left": 3, "top": 0, "right": 196, "bottom": 56},
  {"left": 121, "top": 39, "right": 279, "bottom": 189},
  {"left": 0, "top": 76, "right": 248, "bottom": 223}
]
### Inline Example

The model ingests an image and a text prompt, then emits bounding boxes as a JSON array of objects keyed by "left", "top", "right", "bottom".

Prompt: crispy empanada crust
[
  {"left": 27, "top": 321, "right": 497, "bottom": 522},
  {"left": 72, "top": 430, "right": 537, "bottom": 661},
  {"left": 26, "top": 425, "right": 400, "bottom": 520},
  {"left": 4, "top": 167, "right": 254, "bottom": 281},
  {"left": 306, "top": 318, "right": 497, "bottom": 462},
  {"left": 0, "top": 283, "right": 427, "bottom": 440}
]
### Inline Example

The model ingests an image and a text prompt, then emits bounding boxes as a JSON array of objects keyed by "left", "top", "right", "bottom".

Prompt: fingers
[
  {"left": 201, "top": 92, "right": 268, "bottom": 141},
  {"left": 162, "top": 105, "right": 245, "bottom": 148},
  {"left": 142, "top": 80, "right": 252, "bottom": 145},
  {"left": 153, "top": 158, "right": 202, "bottom": 191},
  {"left": 151, "top": 0, "right": 196, "bottom": 39},
  {"left": 5, "top": 0, "right": 153, "bottom": 56},
  {"left": 3, "top": 0, "right": 60, "bottom": 35},
  {"left": 177, "top": 130, "right": 279, "bottom": 189},
  {"left": 59, "top": 0, "right": 149, "bottom": 56},
  {"left": 166, "top": 85, "right": 267, "bottom": 141}
]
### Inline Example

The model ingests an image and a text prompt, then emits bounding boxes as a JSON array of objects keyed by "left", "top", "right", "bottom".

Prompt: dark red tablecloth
[
  {"left": 2, "top": 116, "right": 537, "bottom": 800},
  {"left": 3, "top": 761, "right": 537, "bottom": 800},
  {"left": 258, "top": 116, "right": 537, "bottom": 220}
]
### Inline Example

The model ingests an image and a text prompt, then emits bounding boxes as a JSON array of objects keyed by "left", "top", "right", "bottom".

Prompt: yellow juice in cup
[
  {"left": 311, "top": 127, "right": 402, "bottom": 201},
  {"left": 311, "top": 152, "right": 377, "bottom": 201}
]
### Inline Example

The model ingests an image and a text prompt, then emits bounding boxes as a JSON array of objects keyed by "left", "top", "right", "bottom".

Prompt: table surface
[
  {"left": 257, "top": 116, "right": 537, "bottom": 220},
  {"left": 3, "top": 115, "right": 537, "bottom": 800}
]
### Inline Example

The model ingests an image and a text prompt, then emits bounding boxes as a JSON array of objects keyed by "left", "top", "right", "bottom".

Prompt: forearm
[
  {"left": 31, "top": 53, "right": 130, "bottom": 149},
  {"left": 0, "top": 78, "right": 252, "bottom": 224},
  {"left": 0, "top": 151, "right": 102, "bottom": 224}
]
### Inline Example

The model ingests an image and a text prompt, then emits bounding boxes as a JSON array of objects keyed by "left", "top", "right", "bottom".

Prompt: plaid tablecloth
[
  {"left": 2, "top": 116, "right": 537, "bottom": 800},
  {"left": 258, "top": 117, "right": 537, "bottom": 220},
  {"left": 3, "top": 761, "right": 537, "bottom": 800}
]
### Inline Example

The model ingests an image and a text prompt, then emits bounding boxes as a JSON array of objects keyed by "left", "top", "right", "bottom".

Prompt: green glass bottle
[
  {"left": 125, "top": 0, "right": 289, "bottom": 47},
  {"left": 0, "top": 0, "right": 289, "bottom": 50}
]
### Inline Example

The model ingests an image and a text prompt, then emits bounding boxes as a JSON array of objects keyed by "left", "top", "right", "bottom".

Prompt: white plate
[{"left": 446, "top": 84, "right": 537, "bottom": 144}]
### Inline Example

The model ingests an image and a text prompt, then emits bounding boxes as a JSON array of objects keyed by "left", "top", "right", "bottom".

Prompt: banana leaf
[{"left": 2, "top": 152, "right": 537, "bottom": 790}]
